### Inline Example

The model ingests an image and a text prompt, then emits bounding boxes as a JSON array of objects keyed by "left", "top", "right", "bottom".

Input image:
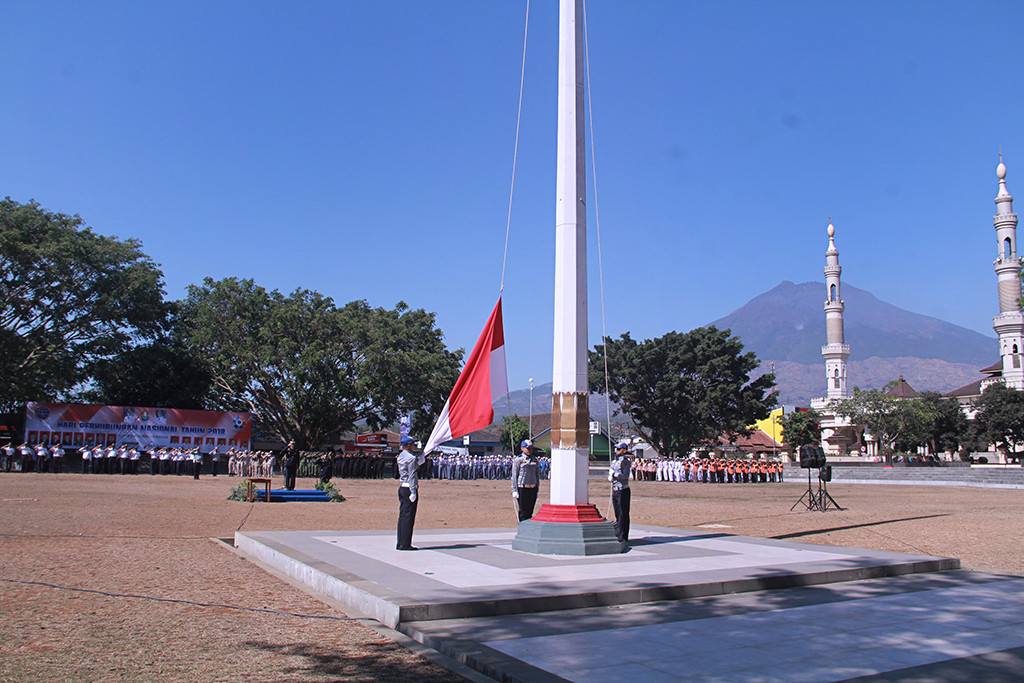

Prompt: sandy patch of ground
[{"left": 1, "top": 473, "right": 1021, "bottom": 681}]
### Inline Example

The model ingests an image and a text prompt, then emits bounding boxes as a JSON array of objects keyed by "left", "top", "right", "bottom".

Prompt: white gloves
[
  {"left": 512, "top": 491, "right": 519, "bottom": 499},
  {"left": 409, "top": 493, "right": 417, "bottom": 503}
]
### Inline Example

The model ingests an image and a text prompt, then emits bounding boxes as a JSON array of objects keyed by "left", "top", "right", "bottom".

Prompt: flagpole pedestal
[{"left": 512, "top": 504, "right": 625, "bottom": 556}]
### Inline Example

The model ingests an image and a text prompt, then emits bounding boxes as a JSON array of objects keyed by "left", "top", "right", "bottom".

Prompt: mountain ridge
[{"left": 497, "top": 281, "right": 998, "bottom": 409}]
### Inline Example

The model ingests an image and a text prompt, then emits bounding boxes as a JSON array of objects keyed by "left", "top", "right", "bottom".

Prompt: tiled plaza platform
[
  {"left": 234, "top": 526, "right": 1024, "bottom": 681},
  {"left": 233, "top": 525, "right": 956, "bottom": 628}
]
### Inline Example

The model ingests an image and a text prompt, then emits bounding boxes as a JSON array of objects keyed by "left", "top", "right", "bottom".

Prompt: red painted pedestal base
[{"left": 530, "top": 503, "right": 607, "bottom": 524}]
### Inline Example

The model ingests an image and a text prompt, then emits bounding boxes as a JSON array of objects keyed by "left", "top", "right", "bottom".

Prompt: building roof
[
  {"left": 981, "top": 360, "right": 1003, "bottom": 375},
  {"left": 945, "top": 378, "right": 985, "bottom": 399},
  {"left": 885, "top": 376, "right": 919, "bottom": 398},
  {"left": 524, "top": 412, "right": 551, "bottom": 439},
  {"left": 717, "top": 429, "right": 783, "bottom": 452}
]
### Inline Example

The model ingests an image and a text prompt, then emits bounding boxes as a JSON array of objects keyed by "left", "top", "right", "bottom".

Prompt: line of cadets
[
  {"left": 2, "top": 441, "right": 782, "bottom": 485},
  {"left": 430, "top": 453, "right": 551, "bottom": 481},
  {"left": 632, "top": 457, "right": 785, "bottom": 483},
  {"left": 1, "top": 443, "right": 67, "bottom": 473},
  {"left": 2, "top": 443, "right": 228, "bottom": 476}
]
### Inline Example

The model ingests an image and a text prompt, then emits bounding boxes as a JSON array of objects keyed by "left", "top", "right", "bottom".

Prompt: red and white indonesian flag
[{"left": 423, "top": 298, "right": 509, "bottom": 454}]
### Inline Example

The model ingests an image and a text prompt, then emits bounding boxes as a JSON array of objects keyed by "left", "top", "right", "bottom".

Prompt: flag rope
[
  {"left": 502, "top": 1, "right": 530, "bottom": 452},
  {"left": 583, "top": 0, "right": 617, "bottom": 516},
  {"left": 500, "top": 0, "right": 530, "bottom": 294}
]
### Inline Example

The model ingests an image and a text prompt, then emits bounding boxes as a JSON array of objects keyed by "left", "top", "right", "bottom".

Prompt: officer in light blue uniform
[
  {"left": 609, "top": 442, "right": 632, "bottom": 543},
  {"left": 511, "top": 440, "right": 540, "bottom": 522},
  {"left": 396, "top": 436, "right": 425, "bottom": 550}
]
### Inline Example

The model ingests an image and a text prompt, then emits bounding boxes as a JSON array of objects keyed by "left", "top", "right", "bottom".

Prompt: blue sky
[{"left": 3, "top": 1, "right": 1023, "bottom": 391}]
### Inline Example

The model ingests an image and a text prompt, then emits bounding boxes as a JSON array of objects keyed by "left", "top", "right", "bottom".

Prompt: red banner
[{"left": 24, "top": 402, "right": 252, "bottom": 452}]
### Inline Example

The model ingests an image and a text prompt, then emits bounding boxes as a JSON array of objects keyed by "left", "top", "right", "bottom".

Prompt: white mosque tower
[
  {"left": 992, "top": 155, "right": 1024, "bottom": 390},
  {"left": 811, "top": 218, "right": 862, "bottom": 455},
  {"left": 823, "top": 219, "right": 851, "bottom": 399}
]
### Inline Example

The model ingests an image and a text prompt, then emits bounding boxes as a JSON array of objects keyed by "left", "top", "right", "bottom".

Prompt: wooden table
[{"left": 245, "top": 477, "right": 273, "bottom": 502}]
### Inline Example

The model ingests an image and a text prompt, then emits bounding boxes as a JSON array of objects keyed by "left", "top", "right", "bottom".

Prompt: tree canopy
[
  {"left": 829, "top": 383, "right": 931, "bottom": 459},
  {"left": 972, "top": 382, "right": 1024, "bottom": 459},
  {"left": 590, "top": 326, "right": 777, "bottom": 457},
  {"left": 916, "top": 391, "right": 969, "bottom": 456},
  {"left": 500, "top": 414, "right": 530, "bottom": 450},
  {"left": 178, "top": 277, "right": 462, "bottom": 449},
  {"left": 84, "top": 334, "right": 212, "bottom": 410},
  {"left": 0, "top": 198, "right": 166, "bottom": 411},
  {"left": 779, "top": 408, "right": 822, "bottom": 449}
]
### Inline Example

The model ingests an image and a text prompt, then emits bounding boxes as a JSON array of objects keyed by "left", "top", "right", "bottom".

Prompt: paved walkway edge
[
  {"left": 234, "top": 531, "right": 402, "bottom": 627},
  {"left": 235, "top": 529, "right": 959, "bottom": 630}
]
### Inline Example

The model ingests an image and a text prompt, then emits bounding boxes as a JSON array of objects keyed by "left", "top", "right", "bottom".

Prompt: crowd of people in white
[
  {"left": 0, "top": 442, "right": 279, "bottom": 479},
  {"left": 2, "top": 441, "right": 786, "bottom": 485}
]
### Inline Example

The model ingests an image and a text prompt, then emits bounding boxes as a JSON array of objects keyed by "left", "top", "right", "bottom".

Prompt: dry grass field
[{"left": 2, "top": 472, "right": 1022, "bottom": 681}]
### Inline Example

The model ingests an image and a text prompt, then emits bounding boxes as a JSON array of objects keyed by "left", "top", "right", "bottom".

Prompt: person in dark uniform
[
  {"left": 511, "top": 440, "right": 540, "bottom": 522},
  {"left": 609, "top": 442, "right": 632, "bottom": 543},
  {"left": 282, "top": 440, "right": 299, "bottom": 490},
  {"left": 396, "top": 436, "right": 425, "bottom": 550},
  {"left": 318, "top": 451, "right": 333, "bottom": 484}
]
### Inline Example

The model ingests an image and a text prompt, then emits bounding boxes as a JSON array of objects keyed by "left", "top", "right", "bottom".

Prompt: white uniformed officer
[
  {"left": 511, "top": 440, "right": 540, "bottom": 522},
  {"left": 609, "top": 442, "right": 632, "bottom": 543},
  {"left": 396, "top": 436, "right": 425, "bottom": 550}
]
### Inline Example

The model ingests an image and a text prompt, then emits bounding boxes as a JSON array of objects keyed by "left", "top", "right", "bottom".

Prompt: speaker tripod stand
[
  {"left": 790, "top": 467, "right": 844, "bottom": 512},
  {"left": 790, "top": 467, "right": 820, "bottom": 511},
  {"left": 816, "top": 472, "right": 843, "bottom": 511}
]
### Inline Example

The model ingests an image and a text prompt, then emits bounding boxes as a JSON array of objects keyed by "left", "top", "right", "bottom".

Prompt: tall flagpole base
[{"left": 512, "top": 504, "right": 626, "bottom": 555}]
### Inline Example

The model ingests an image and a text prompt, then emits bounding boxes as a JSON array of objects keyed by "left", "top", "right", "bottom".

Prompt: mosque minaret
[
  {"left": 823, "top": 220, "right": 851, "bottom": 399},
  {"left": 991, "top": 155, "right": 1024, "bottom": 390},
  {"left": 810, "top": 219, "right": 862, "bottom": 454}
]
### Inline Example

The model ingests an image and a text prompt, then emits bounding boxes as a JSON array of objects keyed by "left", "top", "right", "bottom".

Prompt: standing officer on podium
[
  {"left": 396, "top": 436, "right": 425, "bottom": 551},
  {"left": 511, "top": 439, "right": 540, "bottom": 522},
  {"left": 609, "top": 442, "right": 632, "bottom": 543},
  {"left": 282, "top": 440, "right": 299, "bottom": 490}
]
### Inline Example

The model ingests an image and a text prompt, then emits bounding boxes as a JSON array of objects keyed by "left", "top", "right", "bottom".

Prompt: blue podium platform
[{"left": 260, "top": 489, "right": 330, "bottom": 503}]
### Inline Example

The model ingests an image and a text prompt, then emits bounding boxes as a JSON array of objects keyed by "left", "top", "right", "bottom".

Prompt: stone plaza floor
[{"left": 235, "top": 524, "right": 1024, "bottom": 681}]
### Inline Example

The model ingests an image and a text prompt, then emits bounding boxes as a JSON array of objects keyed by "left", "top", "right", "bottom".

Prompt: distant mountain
[
  {"left": 493, "top": 382, "right": 623, "bottom": 424},
  {"left": 712, "top": 281, "right": 994, "bottom": 366},
  {"left": 496, "top": 281, "right": 999, "bottom": 411},
  {"left": 712, "top": 281, "right": 997, "bottom": 404}
]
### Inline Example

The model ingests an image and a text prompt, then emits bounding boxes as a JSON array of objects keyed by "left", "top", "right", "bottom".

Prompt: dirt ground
[{"left": 1, "top": 472, "right": 1022, "bottom": 682}]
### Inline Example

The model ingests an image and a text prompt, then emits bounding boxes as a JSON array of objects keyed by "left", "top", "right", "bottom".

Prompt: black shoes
[{"left": 396, "top": 545, "right": 419, "bottom": 551}]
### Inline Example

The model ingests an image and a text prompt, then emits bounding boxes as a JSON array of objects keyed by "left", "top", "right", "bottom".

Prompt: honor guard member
[
  {"left": 36, "top": 443, "right": 49, "bottom": 473},
  {"left": 511, "top": 440, "right": 540, "bottom": 522},
  {"left": 609, "top": 442, "right": 632, "bottom": 543},
  {"left": 50, "top": 443, "right": 64, "bottom": 473},
  {"left": 19, "top": 443, "right": 33, "bottom": 472},
  {"left": 396, "top": 436, "right": 425, "bottom": 550},
  {"left": 3, "top": 442, "right": 16, "bottom": 472}
]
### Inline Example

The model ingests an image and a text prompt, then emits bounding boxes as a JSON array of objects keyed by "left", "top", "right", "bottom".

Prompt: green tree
[
  {"left": 0, "top": 198, "right": 166, "bottom": 411},
  {"left": 590, "top": 326, "right": 777, "bottom": 457},
  {"left": 972, "top": 382, "right": 1024, "bottom": 461},
  {"left": 84, "top": 336, "right": 212, "bottom": 409},
  {"left": 178, "top": 277, "right": 461, "bottom": 449},
  {"left": 500, "top": 414, "right": 530, "bottom": 450},
  {"left": 916, "top": 391, "right": 969, "bottom": 456},
  {"left": 779, "top": 408, "right": 822, "bottom": 449},
  {"left": 830, "top": 382, "right": 930, "bottom": 462}
]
